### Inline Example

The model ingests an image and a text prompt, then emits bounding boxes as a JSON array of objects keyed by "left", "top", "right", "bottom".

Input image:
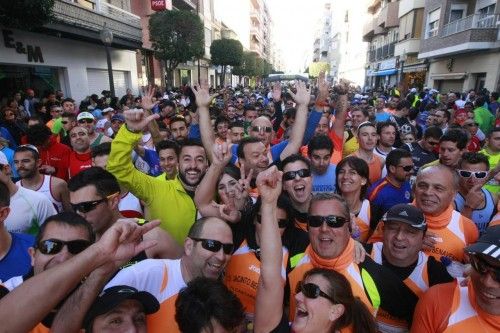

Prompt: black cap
[
  {"left": 382, "top": 204, "right": 427, "bottom": 231},
  {"left": 83, "top": 285, "right": 159, "bottom": 328},
  {"left": 465, "top": 225, "right": 500, "bottom": 260}
]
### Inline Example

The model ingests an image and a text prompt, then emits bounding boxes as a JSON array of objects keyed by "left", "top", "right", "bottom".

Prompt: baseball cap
[
  {"left": 0, "top": 151, "right": 8, "bottom": 165},
  {"left": 77, "top": 112, "right": 95, "bottom": 121},
  {"left": 111, "top": 114, "right": 125, "bottom": 123},
  {"left": 83, "top": 286, "right": 159, "bottom": 329},
  {"left": 410, "top": 88, "right": 417, "bottom": 93},
  {"left": 102, "top": 107, "right": 114, "bottom": 114},
  {"left": 465, "top": 225, "right": 500, "bottom": 260},
  {"left": 382, "top": 204, "right": 427, "bottom": 231},
  {"left": 430, "top": 89, "right": 439, "bottom": 94}
]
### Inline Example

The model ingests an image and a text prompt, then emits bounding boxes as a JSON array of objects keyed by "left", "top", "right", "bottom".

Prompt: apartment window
[
  {"left": 449, "top": 4, "right": 467, "bottom": 23},
  {"left": 477, "top": 4, "right": 496, "bottom": 27},
  {"left": 426, "top": 8, "right": 440, "bottom": 38},
  {"left": 204, "top": 28, "right": 212, "bottom": 47},
  {"left": 478, "top": 4, "right": 495, "bottom": 15}
]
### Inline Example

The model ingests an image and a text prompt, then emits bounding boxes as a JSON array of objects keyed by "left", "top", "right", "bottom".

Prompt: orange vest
[
  {"left": 443, "top": 279, "right": 500, "bottom": 333},
  {"left": 354, "top": 199, "right": 371, "bottom": 242},
  {"left": 350, "top": 151, "right": 384, "bottom": 184},
  {"left": 224, "top": 240, "right": 288, "bottom": 315},
  {"left": 288, "top": 240, "right": 376, "bottom": 323},
  {"left": 370, "top": 242, "right": 430, "bottom": 332}
]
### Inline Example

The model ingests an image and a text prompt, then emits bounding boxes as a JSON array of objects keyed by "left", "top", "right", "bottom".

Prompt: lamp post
[
  {"left": 100, "top": 25, "right": 115, "bottom": 98},
  {"left": 399, "top": 49, "right": 407, "bottom": 89}
]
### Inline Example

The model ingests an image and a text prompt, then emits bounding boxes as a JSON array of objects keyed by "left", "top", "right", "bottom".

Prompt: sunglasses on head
[
  {"left": 37, "top": 239, "right": 91, "bottom": 255},
  {"left": 470, "top": 255, "right": 500, "bottom": 282},
  {"left": 308, "top": 215, "right": 348, "bottom": 228},
  {"left": 78, "top": 119, "right": 93, "bottom": 124},
  {"left": 295, "top": 281, "right": 335, "bottom": 303},
  {"left": 190, "top": 237, "right": 234, "bottom": 255},
  {"left": 397, "top": 165, "right": 414, "bottom": 172},
  {"left": 457, "top": 170, "right": 488, "bottom": 179},
  {"left": 251, "top": 126, "right": 272, "bottom": 133},
  {"left": 282, "top": 169, "right": 311, "bottom": 181},
  {"left": 256, "top": 214, "right": 288, "bottom": 228},
  {"left": 70, "top": 193, "right": 118, "bottom": 213}
]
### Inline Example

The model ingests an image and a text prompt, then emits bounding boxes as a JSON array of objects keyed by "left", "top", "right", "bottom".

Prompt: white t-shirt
[{"left": 5, "top": 186, "right": 57, "bottom": 235}]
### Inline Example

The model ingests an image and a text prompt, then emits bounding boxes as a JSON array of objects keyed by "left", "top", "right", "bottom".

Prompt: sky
[{"left": 265, "top": 0, "right": 324, "bottom": 72}]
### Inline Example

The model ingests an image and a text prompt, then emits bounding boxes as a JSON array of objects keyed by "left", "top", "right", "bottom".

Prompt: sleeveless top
[
  {"left": 17, "top": 175, "right": 63, "bottom": 212},
  {"left": 454, "top": 189, "right": 496, "bottom": 233}
]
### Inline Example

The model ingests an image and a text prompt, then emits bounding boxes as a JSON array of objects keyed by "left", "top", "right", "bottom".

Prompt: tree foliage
[
  {"left": 308, "top": 62, "right": 330, "bottom": 78},
  {"left": 210, "top": 39, "right": 243, "bottom": 86},
  {"left": 0, "top": 0, "right": 55, "bottom": 30},
  {"left": 149, "top": 10, "right": 204, "bottom": 87},
  {"left": 232, "top": 51, "right": 258, "bottom": 82}
]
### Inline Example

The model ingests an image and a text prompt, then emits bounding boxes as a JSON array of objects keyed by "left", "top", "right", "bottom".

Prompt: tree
[
  {"left": 232, "top": 51, "right": 258, "bottom": 84},
  {"left": 210, "top": 39, "right": 243, "bottom": 86},
  {"left": 149, "top": 10, "right": 204, "bottom": 88},
  {"left": 0, "top": 0, "right": 55, "bottom": 30},
  {"left": 308, "top": 62, "right": 330, "bottom": 78}
]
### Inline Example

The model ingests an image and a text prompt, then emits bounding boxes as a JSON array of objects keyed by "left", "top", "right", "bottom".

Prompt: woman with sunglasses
[
  {"left": 336, "top": 156, "right": 371, "bottom": 242},
  {"left": 253, "top": 166, "right": 377, "bottom": 333}
]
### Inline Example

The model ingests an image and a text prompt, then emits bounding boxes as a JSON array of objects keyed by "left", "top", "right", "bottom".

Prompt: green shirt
[
  {"left": 107, "top": 126, "right": 197, "bottom": 245},
  {"left": 473, "top": 106, "right": 495, "bottom": 135}
]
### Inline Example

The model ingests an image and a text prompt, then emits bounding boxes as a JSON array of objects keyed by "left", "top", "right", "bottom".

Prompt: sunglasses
[
  {"left": 427, "top": 140, "right": 440, "bottom": 146},
  {"left": 282, "top": 169, "right": 311, "bottom": 181},
  {"left": 457, "top": 170, "right": 488, "bottom": 179},
  {"left": 37, "top": 239, "right": 91, "bottom": 255},
  {"left": 397, "top": 165, "right": 414, "bottom": 172},
  {"left": 470, "top": 255, "right": 500, "bottom": 282},
  {"left": 190, "top": 237, "right": 234, "bottom": 255},
  {"left": 251, "top": 126, "right": 272, "bottom": 133},
  {"left": 295, "top": 281, "right": 335, "bottom": 303},
  {"left": 78, "top": 119, "right": 93, "bottom": 124},
  {"left": 256, "top": 214, "right": 288, "bottom": 228},
  {"left": 61, "top": 120, "right": 68, "bottom": 125},
  {"left": 308, "top": 215, "right": 348, "bottom": 228},
  {"left": 70, "top": 193, "right": 118, "bottom": 213}
]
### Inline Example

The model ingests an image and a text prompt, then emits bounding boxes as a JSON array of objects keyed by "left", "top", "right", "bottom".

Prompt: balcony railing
[
  {"left": 442, "top": 13, "right": 499, "bottom": 37},
  {"left": 373, "top": 42, "right": 396, "bottom": 61},
  {"left": 54, "top": 0, "right": 142, "bottom": 44}
]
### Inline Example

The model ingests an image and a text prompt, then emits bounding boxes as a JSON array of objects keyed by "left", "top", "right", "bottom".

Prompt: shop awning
[
  {"left": 369, "top": 69, "right": 397, "bottom": 77},
  {"left": 430, "top": 73, "right": 466, "bottom": 80}
]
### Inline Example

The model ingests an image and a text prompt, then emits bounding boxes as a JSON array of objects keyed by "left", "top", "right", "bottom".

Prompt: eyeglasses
[
  {"left": 256, "top": 214, "right": 288, "bottom": 228},
  {"left": 190, "top": 237, "right": 234, "bottom": 255},
  {"left": 282, "top": 169, "right": 311, "bottom": 181},
  {"left": 295, "top": 281, "right": 335, "bottom": 303},
  {"left": 457, "top": 170, "right": 488, "bottom": 179},
  {"left": 37, "top": 239, "right": 91, "bottom": 255},
  {"left": 470, "top": 255, "right": 500, "bottom": 282},
  {"left": 251, "top": 126, "right": 272, "bottom": 133},
  {"left": 308, "top": 215, "right": 348, "bottom": 228},
  {"left": 70, "top": 193, "right": 118, "bottom": 213},
  {"left": 464, "top": 123, "right": 479, "bottom": 127},
  {"left": 78, "top": 119, "right": 93, "bottom": 124},
  {"left": 397, "top": 165, "right": 414, "bottom": 172}
]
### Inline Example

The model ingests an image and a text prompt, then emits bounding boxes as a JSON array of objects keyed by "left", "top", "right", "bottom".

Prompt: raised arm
[
  {"left": 331, "top": 79, "right": 350, "bottom": 139},
  {"left": 254, "top": 166, "right": 285, "bottom": 333},
  {"left": 192, "top": 80, "right": 218, "bottom": 162},
  {"left": 271, "top": 83, "right": 284, "bottom": 133},
  {"left": 0, "top": 220, "right": 159, "bottom": 333},
  {"left": 280, "top": 81, "right": 311, "bottom": 161}
]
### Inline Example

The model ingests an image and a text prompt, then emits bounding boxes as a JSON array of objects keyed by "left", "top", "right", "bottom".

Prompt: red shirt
[
  {"left": 68, "top": 151, "right": 92, "bottom": 178},
  {"left": 37, "top": 136, "right": 71, "bottom": 181}
]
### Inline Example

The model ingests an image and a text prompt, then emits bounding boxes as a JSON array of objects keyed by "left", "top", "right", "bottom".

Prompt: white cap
[
  {"left": 430, "top": 89, "right": 439, "bottom": 94},
  {"left": 77, "top": 112, "right": 95, "bottom": 121},
  {"left": 102, "top": 107, "right": 114, "bottom": 113},
  {"left": 0, "top": 151, "right": 8, "bottom": 165},
  {"left": 410, "top": 88, "right": 417, "bottom": 93}
]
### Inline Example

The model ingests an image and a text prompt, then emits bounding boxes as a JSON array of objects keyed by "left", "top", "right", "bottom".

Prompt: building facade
[
  {"left": 0, "top": 0, "right": 142, "bottom": 103},
  {"left": 418, "top": 0, "right": 499, "bottom": 92}
]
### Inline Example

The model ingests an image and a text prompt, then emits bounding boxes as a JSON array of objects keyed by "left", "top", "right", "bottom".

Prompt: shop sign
[
  {"left": 2, "top": 29, "right": 44, "bottom": 63},
  {"left": 379, "top": 58, "right": 396, "bottom": 71},
  {"left": 151, "top": 0, "right": 172, "bottom": 11}
]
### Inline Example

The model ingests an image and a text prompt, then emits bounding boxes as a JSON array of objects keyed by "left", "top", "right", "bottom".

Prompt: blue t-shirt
[
  {"left": 375, "top": 112, "right": 391, "bottom": 122},
  {"left": 0, "top": 232, "right": 35, "bottom": 282},
  {"left": 312, "top": 163, "right": 337, "bottom": 193},
  {"left": 367, "top": 178, "right": 412, "bottom": 225}
]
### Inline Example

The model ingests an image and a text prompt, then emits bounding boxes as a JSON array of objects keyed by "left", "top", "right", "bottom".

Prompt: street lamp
[{"left": 100, "top": 24, "right": 115, "bottom": 98}]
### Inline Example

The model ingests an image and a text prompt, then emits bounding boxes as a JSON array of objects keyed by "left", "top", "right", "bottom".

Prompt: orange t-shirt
[
  {"left": 369, "top": 205, "right": 479, "bottom": 263},
  {"left": 350, "top": 151, "right": 384, "bottom": 184},
  {"left": 300, "top": 130, "right": 344, "bottom": 165},
  {"left": 411, "top": 279, "right": 500, "bottom": 333}
]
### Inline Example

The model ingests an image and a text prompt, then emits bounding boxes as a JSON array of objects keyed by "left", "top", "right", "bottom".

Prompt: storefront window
[{"left": 0, "top": 65, "right": 60, "bottom": 103}]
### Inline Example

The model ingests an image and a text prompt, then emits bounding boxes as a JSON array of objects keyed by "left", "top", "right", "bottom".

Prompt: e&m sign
[{"left": 2, "top": 30, "right": 44, "bottom": 63}]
